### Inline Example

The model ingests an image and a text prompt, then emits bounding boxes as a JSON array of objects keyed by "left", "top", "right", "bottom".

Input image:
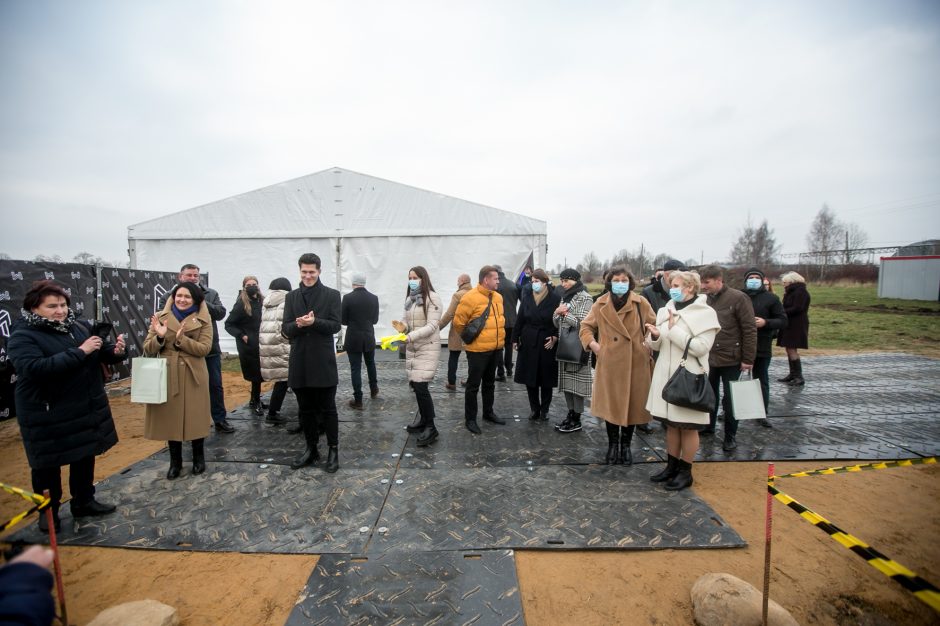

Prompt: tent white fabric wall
[{"left": 128, "top": 168, "right": 547, "bottom": 353}]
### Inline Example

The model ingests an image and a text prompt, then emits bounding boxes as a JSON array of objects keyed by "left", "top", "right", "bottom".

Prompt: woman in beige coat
[
  {"left": 397, "top": 266, "right": 443, "bottom": 446},
  {"left": 438, "top": 274, "right": 472, "bottom": 390},
  {"left": 143, "top": 282, "right": 214, "bottom": 480},
  {"left": 580, "top": 268, "right": 656, "bottom": 465},
  {"left": 645, "top": 270, "right": 720, "bottom": 491}
]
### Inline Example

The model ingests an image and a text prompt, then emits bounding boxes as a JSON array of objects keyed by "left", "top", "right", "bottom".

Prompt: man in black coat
[
  {"left": 743, "top": 267, "right": 787, "bottom": 425},
  {"left": 283, "top": 253, "right": 342, "bottom": 473},
  {"left": 159, "top": 264, "right": 234, "bottom": 433},
  {"left": 342, "top": 273, "right": 379, "bottom": 409},
  {"left": 494, "top": 265, "right": 519, "bottom": 381}
]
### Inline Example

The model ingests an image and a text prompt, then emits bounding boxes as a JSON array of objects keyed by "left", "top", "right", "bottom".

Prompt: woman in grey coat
[
  {"left": 396, "top": 266, "right": 443, "bottom": 446},
  {"left": 553, "top": 268, "right": 594, "bottom": 434}
]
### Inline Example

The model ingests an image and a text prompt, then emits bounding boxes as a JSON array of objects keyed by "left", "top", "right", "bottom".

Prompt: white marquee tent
[{"left": 128, "top": 167, "right": 547, "bottom": 352}]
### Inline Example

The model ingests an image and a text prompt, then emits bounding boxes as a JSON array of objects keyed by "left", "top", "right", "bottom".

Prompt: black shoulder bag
[
  {"left": 661, "top": 337, "right": 716, "bottom": 412},
  {"left": 460, "top": 294, "right": 492, "bottom": 344}
]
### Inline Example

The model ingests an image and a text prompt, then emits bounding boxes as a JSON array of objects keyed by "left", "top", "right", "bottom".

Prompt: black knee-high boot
[
  {"left": 604, "top": 422, "right": 620, "bottom": 465},
  {"left": 192, "top": 438, "right": 206, "bottom": 475},
  {"left": 789, "top": 359, "right": 805, "bottom": 386},
  {"left": 167, "top": 441, "right": 183, "bottom": 480},
  {"left": 619, "top": 425, "right": 635, "bottom": 465},
  {"left": 778, "top": 360, "right": 796, "bottom": 383}
]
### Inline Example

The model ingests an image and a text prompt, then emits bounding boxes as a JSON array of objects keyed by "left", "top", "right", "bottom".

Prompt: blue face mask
[
  {"left": 745, "top": 278, "right": 762, "bottom": 291},
  {"left": 408, "top": 279, "right": 420, "bottom": 291},
  {"left": 669, "top": 287, "right": 685, "bottom": 302},
  {"left": 532, "top": 281, "right": 543, "bottom": 293},
  {"left": 610, "top": 282, "right": 630, "bottom": 296}
]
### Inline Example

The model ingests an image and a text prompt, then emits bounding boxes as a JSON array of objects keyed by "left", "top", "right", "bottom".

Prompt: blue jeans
[
  {"left": 205, "top": 353, "right": 226, "bottom": 423},
  {"left": 347, "top": 350, "right": 378, "bottom": 401}
]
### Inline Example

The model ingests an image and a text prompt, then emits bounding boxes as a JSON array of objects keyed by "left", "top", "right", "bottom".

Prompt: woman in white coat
[
  {"left": 645, "top": 271, "right": 720, "bottom": 491},
  {"left": 397, "top": 266, "right": 443, "bottom": 446},
  {"left": 259, "top": 277, "right": 292, "bottom": 425}
]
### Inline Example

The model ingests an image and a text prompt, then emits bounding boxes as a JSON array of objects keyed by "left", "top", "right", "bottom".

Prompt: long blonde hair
[{"left": 239, "top": 275, "right": 263, "bottom": 314}]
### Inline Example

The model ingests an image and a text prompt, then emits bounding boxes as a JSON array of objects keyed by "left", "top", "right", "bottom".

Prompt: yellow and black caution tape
[
  {"left": 1, "top": 481, "right": 51, "bottom": 532},
  {"left": 774, "top": 457, "right": 936, "bottom": 480},
  {"left": 768, "top": 483, "right": 940, "bottom": 612}
]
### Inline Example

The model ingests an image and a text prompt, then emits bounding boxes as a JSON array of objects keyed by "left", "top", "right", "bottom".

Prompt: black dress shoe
[
  {"left": 370, "top": 386, "right": 380, "bottom": 398},
  {"left": 324, "top": 446, "right": 339, "bottom": 473},
  {"left": 71, "top": 498, "right": 117, "bottom": 517},
  {"left": 465, "top": 419, "right": 482, "bottom": 434},
  {"left": 215, "top": 419, "right": 235, "bottom": 433},
  {"left": 291, "top": 447, "right": 320, "bottom": 469},
  {"left": 287, "top": 423, "right": 303, "bottom": 434},
  {"left": 417, "top": 426, "right": 439, "bottom": 446},
  {"left": 38, "top": 511, "right": 61, "bottom": 534},
  {"left": 722, "top": 435, "right": 738, "bottom": 451},
  {"left": 483, "top": 413, "right": 506, "bottom": 425},
  {"left": 528, "top": 410, "right": 540, "bottom": 421},
  {"left": 266, "top": 412, "right": 288, "bottom": 425}
]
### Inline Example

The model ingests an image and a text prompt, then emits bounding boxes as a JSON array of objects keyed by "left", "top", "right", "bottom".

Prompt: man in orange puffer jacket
[{"left": 453, "top": 265, "right": 506, "bottom": 434}]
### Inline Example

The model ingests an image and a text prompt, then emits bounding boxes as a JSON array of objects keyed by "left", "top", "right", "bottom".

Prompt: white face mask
[{"left": 532, "top": 281, "right": 543, "bottom": 293}]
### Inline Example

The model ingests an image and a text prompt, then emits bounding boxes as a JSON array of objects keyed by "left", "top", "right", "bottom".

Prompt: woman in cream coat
[
  {"left": 259, "top": 277, "right": 292, "bottom": 425},
  {"left": 645, "top": 271, "right": 720, "bottom": 491},
  {"left": 143, "top": 282, "right": 214, "bottom": 480},
  {"left": 398, "top": 266, "right": 443, "bottom": 446}
]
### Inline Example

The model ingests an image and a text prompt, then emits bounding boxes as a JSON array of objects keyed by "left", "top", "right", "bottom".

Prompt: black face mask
[{"left": 245, "top": 285, "right": 259, "bottom": 297}]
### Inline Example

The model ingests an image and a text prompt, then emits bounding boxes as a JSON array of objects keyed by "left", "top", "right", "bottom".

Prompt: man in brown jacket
[
  {"left": 453, "top": 266, "right": 506, "bottom": 434},
  {"left": 700, "top": 265, "right": 757, "bottom": 451},
  {"left": 439, "top": 273, "right": 472, "bottom": 390}
]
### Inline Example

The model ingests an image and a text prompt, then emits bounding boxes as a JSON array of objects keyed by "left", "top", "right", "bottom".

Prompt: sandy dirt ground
[{"left": 2, "top": 372, "right": 938, "bottom": 625}]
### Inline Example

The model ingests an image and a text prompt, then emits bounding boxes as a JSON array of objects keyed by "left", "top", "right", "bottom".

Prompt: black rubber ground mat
[
  {"left": 9, "top": 459, "right": 391, "bottom": 554},
  {"left": 184, "top": 419, "right": 410, "bottom": 469},
  {"left": 371, "top": 465, "right": 745, "bottom": 552},
  {"left": 399, "top": 415, "right": 663, "bottom": 469},
  {"left": 285, "top": 550, "right": 524, "bottom": 626}
]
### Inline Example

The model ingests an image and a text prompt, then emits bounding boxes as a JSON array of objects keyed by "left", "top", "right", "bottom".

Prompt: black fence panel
[{"left": 0, "top": 260, "right": 182, "bottom": 420}]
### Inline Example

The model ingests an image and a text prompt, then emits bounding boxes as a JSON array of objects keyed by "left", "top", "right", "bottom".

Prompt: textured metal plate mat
[
  {"left": 373, "top": 465, "right": 744, "bottom": 552},
  {"left": 286, "top": 550, "right": 524, "bottom": 626}
]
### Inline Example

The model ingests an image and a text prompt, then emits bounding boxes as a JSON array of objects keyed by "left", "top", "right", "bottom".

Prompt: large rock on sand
[
  {"left": 691, "top": 572, "right": 799, "bottom": 626},
  {"left": 88, "top": 599, "right": 179, "bottom": 626}
]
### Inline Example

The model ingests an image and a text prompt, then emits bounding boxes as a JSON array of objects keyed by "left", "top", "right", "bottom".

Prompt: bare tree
[
  {"left": 0, "top": 252, "right": 11, "bottom": 260},
  {"left": 805, "top": 204, "right": 844, "bottom": 270},
  {"left": 72, "top": 251, "right": 105, "bottom": 265},
  {"left": 580, "top": 252, "right": 601, "bottom": 281},
  {"left": 843, "top": 222, "right": 869, "bottom": 263},
  {"left": 33, "top": 254, "right": 64, "bottom": 263},
  {"left": 730, "top": 218, "right": 779, "bottom": 267}
]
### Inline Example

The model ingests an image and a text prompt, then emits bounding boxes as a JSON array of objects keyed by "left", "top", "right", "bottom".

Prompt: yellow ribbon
[{"left": 379, "top": 333, "right": 408, "bottom": 351}]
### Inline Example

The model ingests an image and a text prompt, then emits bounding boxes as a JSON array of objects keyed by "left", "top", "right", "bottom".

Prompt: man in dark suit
[
  {"left": 342, "top": 273, "right": 379, "bottom": 409},
  {"left": 159, "top": 264, "right": 234, "bottom": 433},
  {"left": 283, "top": 253, "right": 342, "bottom": 473},
  {"left": 494, "top": 265, "right": 519, "bottom": 381}
]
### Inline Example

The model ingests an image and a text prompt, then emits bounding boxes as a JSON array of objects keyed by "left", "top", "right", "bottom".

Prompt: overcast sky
[{"left": 2, "top": 0, "right": 938, "bottom": 269}]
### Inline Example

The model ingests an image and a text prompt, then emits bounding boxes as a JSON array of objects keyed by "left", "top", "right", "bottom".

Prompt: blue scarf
[{"left": 171, "top": 303, "right": 198, "bottom": 322}]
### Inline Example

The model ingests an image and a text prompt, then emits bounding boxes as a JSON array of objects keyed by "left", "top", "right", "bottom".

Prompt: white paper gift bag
[
  {"left": 729, "top": 371, "right": 766, "bottom": 421},
  {"left": 131, "top": 357, "right": 167, "bottom": 404}
]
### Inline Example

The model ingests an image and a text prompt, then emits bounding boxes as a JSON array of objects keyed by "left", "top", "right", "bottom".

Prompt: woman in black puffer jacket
[{"left": 7, "top": 280, "right": 126, "bottom": 533}]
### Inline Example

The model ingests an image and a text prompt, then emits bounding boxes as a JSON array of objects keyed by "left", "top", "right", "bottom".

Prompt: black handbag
[
  {"left": 460, "top": 294, "right": 492, "bottom": 344},
  {"left": 556, "top": 323, "right": 589, "bottom": 365},
  {"left": 661, "top": 337, "right": 715, "bottom": 412}
]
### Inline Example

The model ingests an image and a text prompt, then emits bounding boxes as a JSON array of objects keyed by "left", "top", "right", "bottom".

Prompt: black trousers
[
  {"left": 752, "top": 356, "right": 771, "bottom": 411},
  {"left": 347, "top": 350, "right": 378, "bottom": 401},
  {"left": 269, "top": 381, "right": 289, "bottom": 413},
  {"left": 709, "top": 365, "right": 742, "bottom": 437},
  {"left": 526, "top": 384, "right": 553, "bottom": 413},
  {"left": 411, "top": 381, "right": 435, "bottom": 424},
  {"left": 465, "top": 350, "right": 499, "bottom": 420},
  {"left": 32, "top": 455, "right": 96, "bottom": 509},
  {"left": 294, "top": 386, "right": 339, "bottom": 447},
  {"left": 447, "top": 350, "right": 463, "bottom": 385},
  {"left": 497, "top": 328, "right": 514, "bottom": 375}
]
